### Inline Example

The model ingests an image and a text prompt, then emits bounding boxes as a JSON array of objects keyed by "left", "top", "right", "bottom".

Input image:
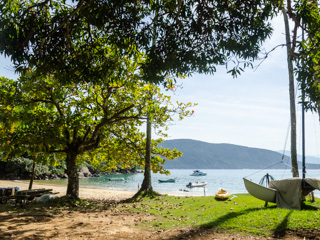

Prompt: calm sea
[{"left": 37, "top": 169, "right": 320, "bottom": 198}]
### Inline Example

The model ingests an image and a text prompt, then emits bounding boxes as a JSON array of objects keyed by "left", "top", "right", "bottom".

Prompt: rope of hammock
[
  {"left": 244, "top": 118, "right": 293, "bottom": 179},
  {"left": 244, "top": 161, "right": 286, "bottom": 179}
]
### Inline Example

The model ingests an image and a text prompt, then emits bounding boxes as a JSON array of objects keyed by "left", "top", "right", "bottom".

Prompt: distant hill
[
  {"left": 160, "top": 139, "right": 320, "bottom": 169},
  {"left": 278, "top": 150, "right": 320, "bottom": 164}
]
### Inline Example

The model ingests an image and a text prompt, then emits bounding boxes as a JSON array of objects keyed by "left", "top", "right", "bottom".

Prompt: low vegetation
[{"left": 1, "top": 194, "right": 319, "bottom": 239}]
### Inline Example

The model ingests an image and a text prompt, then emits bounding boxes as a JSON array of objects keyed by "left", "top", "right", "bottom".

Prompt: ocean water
[{"left": 38, "top": 169, "right": 320, "bottom": 198}]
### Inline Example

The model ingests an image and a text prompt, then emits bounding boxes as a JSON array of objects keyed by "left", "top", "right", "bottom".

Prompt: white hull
[
  {"left": 243, "top": 178, "right": 277, "bottom": 203},
  {"left": 186, "top": 182, "right": 207, "bottom": 188},
  {"left": 190, "top": 173, "right": 207, "bottom": 176},
  {"left": 108, "top": 178, "right": 125, "bottom": 181},
  {"left": 190, "top": 170, "right": 207, "bottom": 176}
]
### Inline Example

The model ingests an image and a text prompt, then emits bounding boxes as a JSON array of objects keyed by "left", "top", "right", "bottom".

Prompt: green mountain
[{"left": 160, "top": 139, "right": 320, "bottom": 169}]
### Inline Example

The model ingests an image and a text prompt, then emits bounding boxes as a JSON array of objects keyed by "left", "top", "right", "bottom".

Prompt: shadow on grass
[
  {"left": 165, "top": 203, "right": 320, "bottom": 240},
  {"left": 123, "top": 190, "right": 160, "bottom": 203},
  {"left": 301, "top": 201, "right": 320, "bottom": 210},
  {"left": 272, "top": 211, "right": 292, "bottom": 238},
  {"left": 164, "top": 207, "right": 266, "bottom": 240},
  {"left": 201, "top": 207, "right": 267, "bottom": 229}
]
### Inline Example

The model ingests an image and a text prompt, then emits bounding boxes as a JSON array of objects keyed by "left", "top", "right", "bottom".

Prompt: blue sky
[
  {"left": 164, "top": 15, "right": 320, "bottom": 157},
  {"left": 0, "top": 14, "right": 319, "bottom": 157}
]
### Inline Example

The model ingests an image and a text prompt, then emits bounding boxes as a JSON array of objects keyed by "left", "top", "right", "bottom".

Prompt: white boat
[
  {"left": 186, "top": 181, "right": 207, "bottom": 188},
  {"left": 243, "top": 178, "right": 277, "bottom": 203},
  {"left": 243, "top": 65, "right": 320, "bottom": 209},
  {"left": 190, "top": 170, "right": 207, "bottom": 176},
  {"left": 108, "top": 178, "right": 125, "bottom": 181}
]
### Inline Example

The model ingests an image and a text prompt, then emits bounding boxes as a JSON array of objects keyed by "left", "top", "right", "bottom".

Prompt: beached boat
[
  {"left": 215, "top": 189, "right": 230, "bottom": 200},
  {"left": 190, "top": 170, "right": 207, "bottom": 176},
  {"left": 243, "top": 178, "right": 277, "bottom": 203},
  {"left": 186, "top": 181, "right": 207, "bottom": 188},
  {"left": 243, "top": 65, "right": 320, "bottom": 209},
  {"left": 158, "top": 178, "right": 176, "bottom": 183}
]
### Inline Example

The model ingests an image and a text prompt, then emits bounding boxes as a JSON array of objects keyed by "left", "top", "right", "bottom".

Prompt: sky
[
  {"left": 0, "top": 14, "right": 319, "bottom": 157},
  {"left": 163, "top": 15, "right": 320, "bottom": 157}
]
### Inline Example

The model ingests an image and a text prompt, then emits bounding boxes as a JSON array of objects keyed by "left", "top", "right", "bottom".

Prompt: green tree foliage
[
  {"left": 0, "top": 67, "right": 194, "bottom": 199},
  {"left": 284, "top": 0, "right": 320, "bottom": 112},
  {"left": 0, "top": 0, "right": 281, "bottom": 83},
  {"left": 3, "top": 157, "right": 51, "bottom": 179}
]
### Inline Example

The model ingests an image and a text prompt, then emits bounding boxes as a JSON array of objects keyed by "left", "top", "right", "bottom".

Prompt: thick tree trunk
[
  {"left": 66, "top": 151, "right": 80, "bottom": 199},
  {"left": 28, "top": 161, "right": 36, "bottom": 190},
  {"left": 139, "top": 115, "right": 153, "bottom": 192},
  {"left": 283, "top": 8, "right": 299, "bottom": 177}
]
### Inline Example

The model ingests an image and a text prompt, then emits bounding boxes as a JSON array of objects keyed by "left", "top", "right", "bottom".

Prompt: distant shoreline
[{"left": 0, "top": 179, "right": 135, "bottom": 201}]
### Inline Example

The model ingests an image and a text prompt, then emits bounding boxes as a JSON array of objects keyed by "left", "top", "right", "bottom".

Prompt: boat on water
[
  {"left": 158, "top": 178, "right": 176, "bottom": 183},
  {"left": 186, "top": 181, "right": 207, "bottom": 188},
  {"left": 215, "top": 189, "right": 230, "bottom": 200},
  {"left": 108, "top": 178, "right": 125, "bottom": 181},
  {"left": 190, "top": 170, "right": 207, "bottom": 176}
]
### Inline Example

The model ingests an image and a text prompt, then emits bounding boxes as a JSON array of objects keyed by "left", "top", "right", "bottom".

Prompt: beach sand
[{"left": 0, "top": 179, "right": 135, "bottom": 201}]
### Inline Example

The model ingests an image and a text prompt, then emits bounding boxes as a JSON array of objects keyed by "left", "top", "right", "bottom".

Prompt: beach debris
[
  {"left": 36, "top": 194, "right": 57, "bottom": 203},
  {"left": 228, "top": 195, "right": 237, "bottom": 201}
]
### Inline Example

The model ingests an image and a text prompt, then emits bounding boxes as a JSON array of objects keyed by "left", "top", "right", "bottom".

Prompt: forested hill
[{"left": 160, "top": 139, "right": 320, "bottom": 169}]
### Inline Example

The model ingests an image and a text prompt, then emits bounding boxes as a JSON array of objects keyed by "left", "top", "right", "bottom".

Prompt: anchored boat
[
  {"left": 190, "top": 170, "right": 207, "bottom": 176},
  {"left": 158, "top": 178, "right": 176, "bottom": 183},
  {"left": 186, "top": 181, "right": 207, "bottom": 188}
]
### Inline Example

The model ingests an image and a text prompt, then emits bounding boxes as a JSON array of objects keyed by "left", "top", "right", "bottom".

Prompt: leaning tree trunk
[
  {"left": 283, "top": 8, "right": 299, "bottom": 177},
  {"left": 28, "top": 161, "right": 36, "bottom": 190},
  {"left": 66, "top": 151, "right": 80, "bottom": 199},
  {"left": 139, "top": 115, "right": 153, "bottom": 192}
]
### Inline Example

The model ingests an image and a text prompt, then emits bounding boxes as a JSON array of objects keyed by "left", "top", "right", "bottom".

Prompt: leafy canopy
[
  {"left": 291, "top": 0, "right": 320, "bottom": 111},
  {"left": 0, "top": 0, "right": 281, "bottom": 83},
  {"left": 0, "top": 69, "right": 195, "bottom": 174}
]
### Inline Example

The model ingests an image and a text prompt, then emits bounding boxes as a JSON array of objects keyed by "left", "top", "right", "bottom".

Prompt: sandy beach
[{"left": 0, "top": 179, "right": 136, "bottom": 201}]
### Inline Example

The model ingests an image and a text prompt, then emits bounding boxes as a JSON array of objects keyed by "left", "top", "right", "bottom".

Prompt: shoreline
[
  {"left": 0, "top": 179, "right": 136, "bottom": 201},
  {"left": 0, "top": 179, "right": 212, "bottom": 199}
]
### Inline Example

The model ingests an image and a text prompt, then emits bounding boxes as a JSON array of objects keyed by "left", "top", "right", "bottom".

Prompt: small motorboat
[
  {"left": 215, "top": 189, "right": 230, "bottom": 200},
  {"left": 186, "top": 181, "right": 207, "bottom": 188},
  {"left": 190, "top": 170, "right": 207, "bottom": 176},
  {"left": 108, "top": 178, "right": 125, "bottom": 181},
  {"left": 158, "top": 178, "right": 176, "bottom": 183}
]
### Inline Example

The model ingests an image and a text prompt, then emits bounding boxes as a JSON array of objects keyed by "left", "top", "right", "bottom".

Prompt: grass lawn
[
  {"left": 120, "top": 193, "right": 320, "bottom": 238},
  {"left": 1, "top": 193, "right": 319, "bottom": 239}
]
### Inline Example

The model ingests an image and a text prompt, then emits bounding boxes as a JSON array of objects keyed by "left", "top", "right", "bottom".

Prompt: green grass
[
  {"left": 1, "top": 194, "right": 320, "bottom": 238},
  {"left": 120, "top": 194, "right": 320, "bottom": 237}
]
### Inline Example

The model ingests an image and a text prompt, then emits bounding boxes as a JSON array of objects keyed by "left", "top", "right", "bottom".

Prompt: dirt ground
[
  {"left": 0, "top": 202, "right": 313, "bottom": 240},
  {"left": 0, "top": 180, "right": 316, "bottom": 240},
  {"left": 0, "top": 202, "right": 311, "bottom": 240}
]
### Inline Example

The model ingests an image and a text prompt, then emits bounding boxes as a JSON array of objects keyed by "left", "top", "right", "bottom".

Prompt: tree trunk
[
  {"left": 28, "top": 161, "right": 36, "bottom": 190},
  {"left": 283, "top": 8, "right": 299, "bottom": 177},
  {"left": 139, "top": 115, "right": 153, "bottom": 192},
  {"left": 66, "top": 151, "right": 80, "bottom": 199}
]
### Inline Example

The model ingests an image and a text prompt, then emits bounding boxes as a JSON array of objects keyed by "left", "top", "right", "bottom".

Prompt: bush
[{"left": 1, "top": 157, "right": 63, "bottom": 179}]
